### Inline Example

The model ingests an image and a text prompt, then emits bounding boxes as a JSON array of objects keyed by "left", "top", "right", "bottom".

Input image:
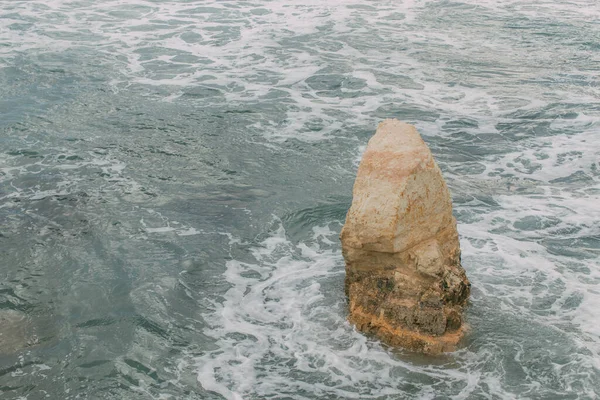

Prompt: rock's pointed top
[
  {"left": 342, "top": 119, "right": 452, "bottom": 254},
  {"left": 368, "top": 119, "right": 427, "bottom": 153}
]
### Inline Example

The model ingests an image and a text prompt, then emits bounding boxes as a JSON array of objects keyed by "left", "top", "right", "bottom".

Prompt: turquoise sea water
[{"left": 1, "top": 0, "right": 599, "bottom": 398}]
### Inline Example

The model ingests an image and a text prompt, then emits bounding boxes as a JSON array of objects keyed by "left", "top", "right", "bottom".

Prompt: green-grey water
[{"left": 1, "top": 0, "right": 599, "bottom": 398}]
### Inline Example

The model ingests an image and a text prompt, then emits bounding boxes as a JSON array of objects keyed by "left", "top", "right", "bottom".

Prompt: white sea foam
[
  {"left": 194, "top": 222, "right": 520, "bottom": 399},
  {"left": 2, "top": 0, "right": 599, "bottom": 398},
  {"left": 3, "top": 0, "right": 597, "bottom": 143}
]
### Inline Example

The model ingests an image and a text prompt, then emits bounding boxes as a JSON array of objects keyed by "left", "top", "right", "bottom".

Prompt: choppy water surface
[{"left": 1, "top": 0, "right": 599, "bottom": 398}]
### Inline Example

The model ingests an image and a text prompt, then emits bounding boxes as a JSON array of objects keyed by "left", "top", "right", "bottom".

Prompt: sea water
[{"left": 0, "top": 0, "right": 599, "bottom": 398}]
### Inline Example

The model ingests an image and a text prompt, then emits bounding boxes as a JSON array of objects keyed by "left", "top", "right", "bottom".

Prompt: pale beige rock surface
[{"left": 341, "top": 119, "right": 470, "bottom": 354}]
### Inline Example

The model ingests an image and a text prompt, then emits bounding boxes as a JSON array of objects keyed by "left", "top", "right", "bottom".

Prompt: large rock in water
[{"left": 341, "top": 119, "right": 470, "bottom": 354}]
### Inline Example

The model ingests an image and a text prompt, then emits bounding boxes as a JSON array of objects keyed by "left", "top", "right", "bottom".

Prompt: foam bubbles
[
  {"left": 195, "top": 221, "right": 517, "bottom": 399},
  {"left": 2, "top": 0, "right": 600, "bottom": 398}
]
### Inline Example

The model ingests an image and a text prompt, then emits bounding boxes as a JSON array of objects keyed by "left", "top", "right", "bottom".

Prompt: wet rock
[{"left": 341, "top": 119, "right": 470, "bottom": 354}]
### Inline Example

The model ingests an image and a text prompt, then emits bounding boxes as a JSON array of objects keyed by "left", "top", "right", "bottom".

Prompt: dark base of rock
[
  {"left": 344, "top": 229, "right": 470, "bottom": 353},
  {"left": 349, "top": 305, "right": 467, "bottom": 354}
]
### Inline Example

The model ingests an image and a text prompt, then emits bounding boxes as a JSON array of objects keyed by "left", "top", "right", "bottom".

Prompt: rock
[
  {"left": 341, "top": 119, "right": 470, "bottom": 354},
  {"left": 0, "top": 310, "right": 35, "bottom": 354}
]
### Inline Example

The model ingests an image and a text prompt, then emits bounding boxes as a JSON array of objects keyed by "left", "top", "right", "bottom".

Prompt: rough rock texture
[{"left": 341, "top": 119, "right": 470, "bottom": 354}]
